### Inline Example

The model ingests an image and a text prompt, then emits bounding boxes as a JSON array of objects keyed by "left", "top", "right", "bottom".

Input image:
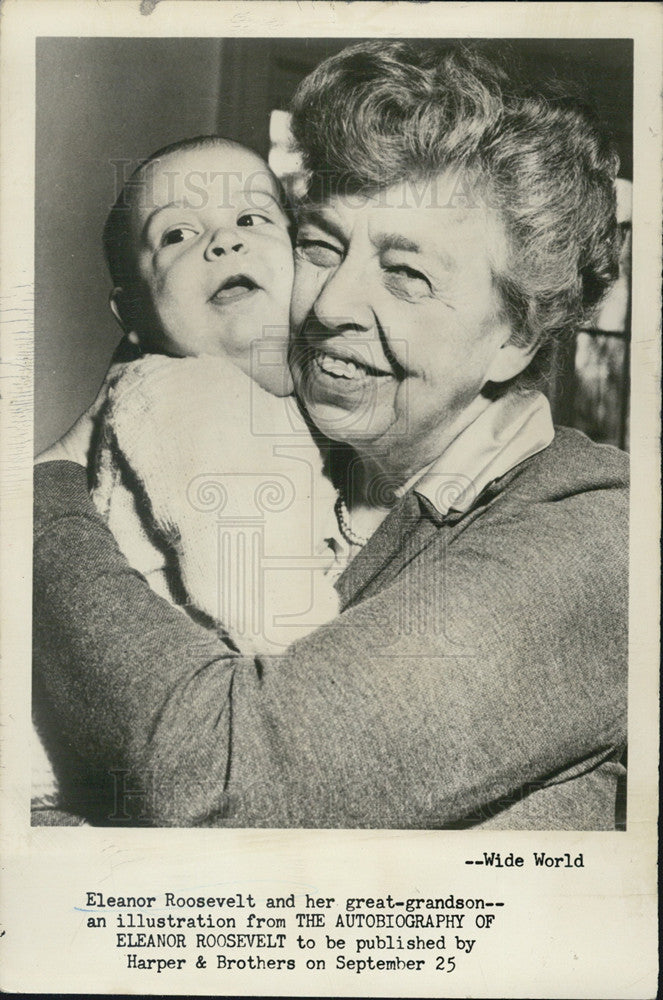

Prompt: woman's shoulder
[
  {"left": 504, "top": 426, "right": 628, "bottom": 506},
  {"left": 547, "top": 425, "right": 628, "bottom": 479},
  {"left": 435, "top": 427, "right": 629, "bottom": 649},
  {"left": 473, "top": 426, "right": 629, "bottom": 574}
]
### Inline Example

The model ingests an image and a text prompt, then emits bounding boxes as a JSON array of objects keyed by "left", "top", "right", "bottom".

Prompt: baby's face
[{"left": 126, "top": 145, "right": 294, "bottom": 394}]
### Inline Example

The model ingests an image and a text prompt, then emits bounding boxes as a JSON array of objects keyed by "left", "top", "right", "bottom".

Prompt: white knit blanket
[{"left": 33, "top": 353, "right": 340, "bottom": 810}]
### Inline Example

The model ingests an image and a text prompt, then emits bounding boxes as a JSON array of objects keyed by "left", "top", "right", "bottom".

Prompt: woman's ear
[
  {"left": 484, "top": 328, "right": 540, "bottom": 386},
  {"left": 109, "top": 288, "right": 141, "bottom": 347}
]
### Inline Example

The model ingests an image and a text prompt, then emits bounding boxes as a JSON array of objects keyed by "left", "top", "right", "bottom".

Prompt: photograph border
[{"left": 1, "top": 2, "right": 660, "bottom": 996}]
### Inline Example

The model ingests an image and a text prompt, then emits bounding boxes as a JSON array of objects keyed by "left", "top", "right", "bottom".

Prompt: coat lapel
[
  {"left": 335, "top": 478, "right": 508, "bottom": 611},
  {"left": 335, "top": 492, "right": 442, "bottom": 610}
]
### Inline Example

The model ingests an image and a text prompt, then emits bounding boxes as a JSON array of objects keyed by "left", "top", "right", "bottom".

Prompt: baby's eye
[
  {"left": 161, "top": 226, "right": 198, "bottom": 247},
  {"left": 383, "top": 264, "right": 432, "bottom": 299},
  {"left": 295, "top": 239, "right": 343, "bottom": 269},
  {"left": 237, "top": 213, "right": 270, "bottom": 227}
]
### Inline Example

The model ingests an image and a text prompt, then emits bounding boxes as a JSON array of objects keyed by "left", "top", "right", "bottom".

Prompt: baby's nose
[{"left": 205, "top": 230, "right": 247, "bottom": 260}]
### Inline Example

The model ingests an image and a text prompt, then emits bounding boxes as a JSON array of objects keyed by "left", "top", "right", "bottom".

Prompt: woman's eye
[
  {"left": 295, "top": 239, "right": 342, "bottom": 268},
  {"left": 161, "top": 227, "right": 198, "bottom": 247},
  {"left": 383, "top": 264, "right": 432, "bottom": 298},
  {"left": 237, "top": 213, "right": 270, "bottom": 227}
]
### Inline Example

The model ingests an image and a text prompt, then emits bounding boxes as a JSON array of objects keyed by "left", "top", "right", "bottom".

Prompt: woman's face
[{"left": 290, "top": 173, "right": 532, "bottom": 474}]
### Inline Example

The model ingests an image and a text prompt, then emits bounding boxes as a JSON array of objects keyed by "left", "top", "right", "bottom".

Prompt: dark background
[{"left": 35, "top": 37, "right": 633, "bottom": 454}]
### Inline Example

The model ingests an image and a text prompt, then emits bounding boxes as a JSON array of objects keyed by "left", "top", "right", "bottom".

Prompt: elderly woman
[{"left": 33, "top": 41, "right": 627, "bottom": 829}]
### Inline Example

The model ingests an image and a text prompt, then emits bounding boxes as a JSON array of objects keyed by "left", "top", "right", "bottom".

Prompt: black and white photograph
[
  {"left": 1, "top": 1, "right": 659, "bottom": 996},
  {"left": 33, "top": 33, "right": 632, "bottom": 831}
]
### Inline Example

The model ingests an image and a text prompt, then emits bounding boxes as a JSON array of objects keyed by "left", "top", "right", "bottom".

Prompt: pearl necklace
[{"left": 334, "top": 493, "right": 369, "bottom": 548}]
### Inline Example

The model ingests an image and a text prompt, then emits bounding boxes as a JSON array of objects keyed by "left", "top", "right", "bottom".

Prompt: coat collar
[
  {"left": 335, "top": 390, "right": 554, "bottom": 608},
  {"left": 408, "top": 389, "right": 553, "bottom": 516}
]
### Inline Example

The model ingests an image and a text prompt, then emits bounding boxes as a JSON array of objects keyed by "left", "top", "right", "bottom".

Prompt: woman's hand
[{"left": 34, "top": 337, "right": 143, "bottom": 467}]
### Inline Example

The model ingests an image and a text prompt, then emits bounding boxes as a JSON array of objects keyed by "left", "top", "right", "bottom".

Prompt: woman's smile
[{"left": 313, "top": 348, "right": 394, "bottom": 382}]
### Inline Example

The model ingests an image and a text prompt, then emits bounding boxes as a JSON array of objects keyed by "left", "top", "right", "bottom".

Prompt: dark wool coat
[{"left": 33, "top": 427, "right": 627, "bottom": 829}]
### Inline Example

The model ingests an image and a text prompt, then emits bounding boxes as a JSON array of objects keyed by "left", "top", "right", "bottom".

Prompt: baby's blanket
[{"left": 32, "top": 353, "right": 340, "bottom": 814}]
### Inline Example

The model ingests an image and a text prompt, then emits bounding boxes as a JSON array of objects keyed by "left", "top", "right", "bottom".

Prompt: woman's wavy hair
[{"left": 289, "top": 40, "right": 621, "bottom": 389}]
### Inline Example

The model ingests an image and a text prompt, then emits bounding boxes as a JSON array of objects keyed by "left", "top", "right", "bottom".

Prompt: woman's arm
[{"left": 34, "top": 456, "right": 627, "bottom": 828}]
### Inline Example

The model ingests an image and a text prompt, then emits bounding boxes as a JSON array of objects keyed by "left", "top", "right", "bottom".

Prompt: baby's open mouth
[{"left": 211, "top": 275, "right": 260, "bottom": 302}]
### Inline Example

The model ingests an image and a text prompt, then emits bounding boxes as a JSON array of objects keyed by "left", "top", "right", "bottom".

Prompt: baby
[
  {"left": 95, "top": 135, "right": 340, "bottom": 641},
  {"left": 32, "top": 136, "right": 340, "bottom": 815}
]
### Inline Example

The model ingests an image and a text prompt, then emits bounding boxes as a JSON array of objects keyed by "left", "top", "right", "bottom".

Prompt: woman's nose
[
  {"left": 312, "top": 259, "right": 373, "bottom": 332},
  {"left": 204, "top": 229, "right": 248, "bottom": 261}
]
